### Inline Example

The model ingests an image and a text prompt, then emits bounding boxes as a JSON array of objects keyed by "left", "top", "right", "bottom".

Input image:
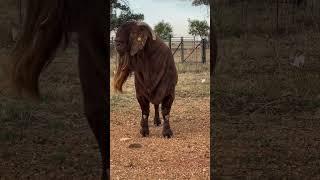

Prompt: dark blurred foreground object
[{"left": 9, "top": 0, "right": 109, "bottom": 179}]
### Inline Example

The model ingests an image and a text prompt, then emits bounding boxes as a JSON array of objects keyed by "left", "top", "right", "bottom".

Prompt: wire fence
[
  {"left": 214, "top": 0, "right": 320, "bottom": 71},
  {"left": 110, "top": 36, "right": 210, "bottom": 64},
  {"left": 214, "top": 0, "right": 320, "bottom": 37}
]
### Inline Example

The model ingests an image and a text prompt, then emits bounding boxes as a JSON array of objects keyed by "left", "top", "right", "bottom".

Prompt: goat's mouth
[{"left": 115, "top": 46, "right": 127, "bottom": 56}]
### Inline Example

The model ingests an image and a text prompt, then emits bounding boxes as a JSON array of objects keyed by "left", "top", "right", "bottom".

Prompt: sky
[{"left": 112, "top": 0, "right": 209, "bottom": 37}]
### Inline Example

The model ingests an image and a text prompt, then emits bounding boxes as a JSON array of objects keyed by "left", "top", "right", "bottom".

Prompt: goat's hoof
[
  {"left": 154, "top": 117, "right": 161, "bottom": 126},
  {"left": 140, "top": 127, "right": 149, "bottom": 137},
  {"left": 162, "top": 128, "right": 173, "bottom": 138}
]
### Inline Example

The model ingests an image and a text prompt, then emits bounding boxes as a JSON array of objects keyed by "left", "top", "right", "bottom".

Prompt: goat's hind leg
[
  {"left": 154, "top": 104, "right": 161, "bottom": 126},
  {"left": 161, "top": 95, "right": 174, "bottom": 138}
]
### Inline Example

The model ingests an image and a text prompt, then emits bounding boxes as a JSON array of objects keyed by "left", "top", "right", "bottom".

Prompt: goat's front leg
[{"left": 137, "top": 96, "right": 150, "bottom": 137}]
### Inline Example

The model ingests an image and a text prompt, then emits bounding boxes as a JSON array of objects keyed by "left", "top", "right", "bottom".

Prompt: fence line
[
  {"left": 110, "top": 36, "right": 210, "bottom": 63},
  {"left": 215, "top": 0, "right": 320, "bottom": 36}
]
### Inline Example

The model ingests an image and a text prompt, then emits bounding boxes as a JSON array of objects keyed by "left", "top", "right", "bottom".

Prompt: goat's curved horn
[{"left": 137, "top": 21, "right": 157, "bottom": 40}]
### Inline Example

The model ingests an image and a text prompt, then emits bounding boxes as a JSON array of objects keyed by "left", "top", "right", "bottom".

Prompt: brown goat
[{"left": 113, "top": 20, "right": 178, "bottom": 138}]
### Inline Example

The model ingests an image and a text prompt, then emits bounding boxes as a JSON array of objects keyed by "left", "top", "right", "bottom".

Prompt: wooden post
[
  {"left": 193, "top": 36, "right": 196, "bottom": 62},
  {"left": 181, "top": 37, "right": 184, "bottom": 63},
  {"left": 111, "top": 36, "right": 114, "bottom": 51},
  {"left": 241, "top": 0, "right": 244, "bottom": 28},
  {"left": 112, "top": 37, "right": 117, "bottom": 61},
  {"left": 292, "top": 0, "right": 297, "bottom": 26},
  {"left": 169, "top": 35, "right": 172, "bottom": 49},
  {"left": 201, "top": 38, "right": 206, "bottom": 64},
  {"left": 276, "top": 0, "right": 279, "bottom": 34},
  {"left": 18, "top": 0, "right": 22, "bottom": 26}
]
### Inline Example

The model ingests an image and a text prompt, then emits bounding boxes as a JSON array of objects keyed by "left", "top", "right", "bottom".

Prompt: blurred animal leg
[{"left": 78, "top": 31, "right": 108, "bottom": 179}]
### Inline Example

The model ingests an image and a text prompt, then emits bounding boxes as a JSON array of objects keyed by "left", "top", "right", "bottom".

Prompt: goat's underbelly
[{"left": 134, "top": 74, "right": 168, "bottom": 105}]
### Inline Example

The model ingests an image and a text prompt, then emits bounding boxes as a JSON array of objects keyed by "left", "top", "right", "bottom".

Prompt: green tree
[
  {"left": 187, "top": 19, "right": 209, "bottom": 38},
  {"left": 154, "top": 21, "right": 173, "bottom": 40},
  {"left": 191, "top": 0, "right": 209, "bottom": 6},
  {"left": 111, "top": 0, "right": 144, "bottom": 31}
]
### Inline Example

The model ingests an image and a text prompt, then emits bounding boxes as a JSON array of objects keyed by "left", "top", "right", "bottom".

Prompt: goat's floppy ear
[
  {"left": 129, "top": 30, "right": 148, "bottom": 56},
  {"left": 136, "top": 21, "right": 156, "bottom": 40},
  {"left": 129, "top": 21, "right": 156, "bottom": 56}
]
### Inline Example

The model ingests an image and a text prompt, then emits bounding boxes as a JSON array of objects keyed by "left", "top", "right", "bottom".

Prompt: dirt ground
[
  {"left": 1, "top": 40, "right": 210, "bottom": 179},
  {"left": 110, "top": 62, "right": 210, "bottom": 179},
  {"left": 0, "top": 48, "right": 103, "bottom": 179},
  {"left": 211, "top": 32, "right": 320, "bottom": 178}
]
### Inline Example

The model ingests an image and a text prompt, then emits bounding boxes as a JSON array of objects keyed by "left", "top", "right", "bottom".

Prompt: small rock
[
  {"left": 203, "top": 168, "right": 207, "bottom": 172},
  {"left": 120, "top": 137, "right": 131, "bottom": 142},
  {"left": 201, "top": 79, "right": 206, "bottom": 83},
  {"left": 128, "top": 143, "right": 142, "bottom": 149},
  {"left": 124, "top": 161, "right": 134, "bottom": 167}
]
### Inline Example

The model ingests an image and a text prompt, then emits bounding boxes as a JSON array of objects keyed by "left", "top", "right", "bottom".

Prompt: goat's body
[
  {"left": 131, "top": 37, "right": 178, "bottom": 105},
  {"left": 114, "top": 21, "right": 177, "bottom": 138}
]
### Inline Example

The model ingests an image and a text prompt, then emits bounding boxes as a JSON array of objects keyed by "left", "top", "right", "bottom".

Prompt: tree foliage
[
  {"left": 154, "top": 21, "right": 173, "bottom": 40},
  {"left": 188, "top": 19, "right": 209, "bottom": 38},
  {"left": 111, "top": 0, "right": 144, "bottom": 31},
  {"left": 192, "top": 0, "right": 209, "bottom": 6}
]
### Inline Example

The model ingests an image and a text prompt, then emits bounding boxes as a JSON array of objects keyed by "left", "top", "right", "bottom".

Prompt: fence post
[
  {"left": 276, "top": 0, "right": 279, "bottom": 34},
  {"left": 112, "top": 37, "right": 116, "bottom": 60},
  {"left": 110, "top": 36, "right": 115, "bottom": 50},
  {"left": 169, "top": 35, "right": 171, "bottom": 49},
  {"left": 201, "top": 38, "right": 206, "bottom": 64},
  {"left": 181, "top": 37, "right": 184, "bottom": 62},
  {"left": 18, "top": 0, "right": 22, "bottom": 26},
  {"left": 111, "top": 37, "right": 114, "bottom": 50},
  {"left": 193, "top": 36, "right": 196, "bottom": 62}
]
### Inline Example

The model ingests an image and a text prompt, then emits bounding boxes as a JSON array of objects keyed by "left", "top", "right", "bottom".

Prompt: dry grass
[
  {"left": 0, "top": 48, "right": 102, "bottom": 179},
  {"left": 212, "top": 2, "right": 320, "bottom": 177},
  {"left": 1, "top": 45, "right": 210, "bottom": 179}
]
